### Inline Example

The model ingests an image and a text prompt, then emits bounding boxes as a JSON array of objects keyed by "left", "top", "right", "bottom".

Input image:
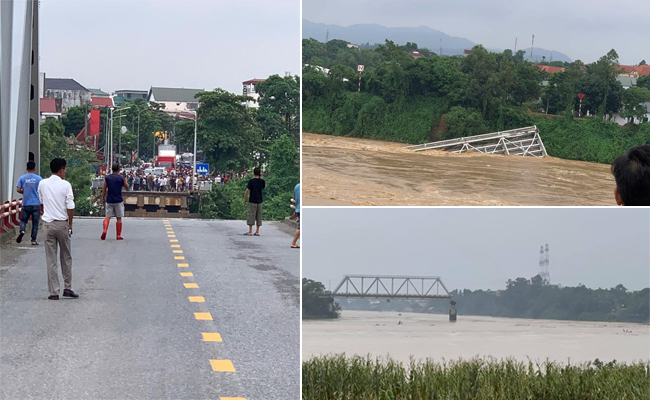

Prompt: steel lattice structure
[
  {"left": 405, "top": 126, "right": 547, "bottom": 157},
  {"left": 331, "top": 275, "right": 452, "bottom": 300}
]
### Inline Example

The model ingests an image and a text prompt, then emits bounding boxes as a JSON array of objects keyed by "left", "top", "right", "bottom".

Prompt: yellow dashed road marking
[
  {"left": 171, "top": 244, "right": 180, "bottom": 248},
  {"left": 168, "top": 235, "right": 176, "bottom": 238},
  {"left": 173, "top": 250, "right": 183, "bottom": 253},
  {"left": 210, "top": 360, "right": 236, "bottom": 372},
  {"left": 170, "top": 239, "right": 178, "bottom": 242},
  {"left": 195, "top": 312, "right": 213, "bottom": 320},
  {"left": 202, "top": 333, "right": 223, "bottom": 342},
  {"left": 189, "top": 296, "right": 205, "bottom": 302},
  {"left": 177, "top": 263, "right": 189, "bottom": 267},
  {"left": 184, "top": 283, "right": 199, "bottom": 288},
  {"left": 180, "top": 272, "right": 193, "bottom": 277},
  {"left": 175, "top": 256, "right": 185, "bottom": 260}
]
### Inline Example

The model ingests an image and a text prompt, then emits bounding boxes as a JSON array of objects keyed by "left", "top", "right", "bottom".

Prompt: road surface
[
  {"left": 303, "top": 133, "right": 616, "bottom": 206},
  {"left": 0, "top": 218, "right": 299, "bottom": 399}
]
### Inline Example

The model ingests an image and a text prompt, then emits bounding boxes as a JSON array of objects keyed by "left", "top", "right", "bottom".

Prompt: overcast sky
[
  {"left": 302, "top": 0, "right": 650, "bottom": 65},
  {"left": 36, "top": 0, "right": 299, "bottom": 94},
  {"left": 303, "top": 208, "right": 650, "bottom": 292}
]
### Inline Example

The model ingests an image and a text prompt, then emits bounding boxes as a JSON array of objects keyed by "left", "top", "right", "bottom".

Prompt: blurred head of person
[{"left": 611, "top": 145, "right": 650, "bottom": 206}]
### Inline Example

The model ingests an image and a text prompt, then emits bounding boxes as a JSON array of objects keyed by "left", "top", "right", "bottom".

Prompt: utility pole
[{"left": 514, "top": 37, "right": 517, "bottom": 53}]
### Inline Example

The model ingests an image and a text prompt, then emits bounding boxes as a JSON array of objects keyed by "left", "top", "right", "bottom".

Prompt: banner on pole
[{"left": 89, "top": 109, "right": 100, "bottom": 135}]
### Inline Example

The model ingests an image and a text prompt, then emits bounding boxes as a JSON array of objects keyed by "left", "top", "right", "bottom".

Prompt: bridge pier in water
[{"left": 449, "top": 300, "right": 457, "bottom": 322}]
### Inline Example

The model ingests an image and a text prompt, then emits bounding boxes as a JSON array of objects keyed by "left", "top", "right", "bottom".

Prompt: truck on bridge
[{"left": 156, "top": 144, "right": 177, "bottom": 171}]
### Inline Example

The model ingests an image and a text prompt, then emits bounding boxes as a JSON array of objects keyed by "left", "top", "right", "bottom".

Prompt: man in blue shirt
[
  {"left": 16, "top": 161, "right": 43, "bottom": 245},
  {"left": 291, "top": 183, "right": 300, "bottom": 249},
  {"left": 101, "top": 163, "right": 128, "bottom": 240}
]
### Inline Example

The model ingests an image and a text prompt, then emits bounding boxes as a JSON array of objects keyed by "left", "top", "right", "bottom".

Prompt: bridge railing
[{"left": 0, "top": 199, "right": 23, "bottom": 233}]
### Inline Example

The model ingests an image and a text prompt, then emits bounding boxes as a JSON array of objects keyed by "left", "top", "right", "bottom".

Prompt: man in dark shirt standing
[
  {"left": 101, "top": 163, "right": 128, "bottom": 240},
  {"left": 244, "top": 167, "right": 265, "bottom": 236}
]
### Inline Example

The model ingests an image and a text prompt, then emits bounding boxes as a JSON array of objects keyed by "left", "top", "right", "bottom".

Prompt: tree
[
  {"left": 40, "top": 117, "right": 98, "bottom": 215},
  {"left": 192, "top": 89, "right": 262, "bottom": 172},
  {"left": 640, "top": 60, "right": 647, "bottom": 66},
  {"left": 302, "top": 278, "right": 340, "bottom": 319},
  {"left": 256, "top": 75, "right": 300, "bottom": 144},
  {"left": 637, "top": 75, "right": 650, "bottom": 91},
  {"left": 621, "top": 86, "right": 650, "bottom": 123},
  {"left": 61, "top": 106, "right": 88, "bottom": 137}
]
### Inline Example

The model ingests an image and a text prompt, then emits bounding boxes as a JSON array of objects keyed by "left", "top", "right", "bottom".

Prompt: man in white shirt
[{"left": 38, "top": 158, "right": 79, "bottom": 300}]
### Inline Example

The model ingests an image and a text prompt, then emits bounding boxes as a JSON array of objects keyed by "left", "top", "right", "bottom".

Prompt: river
[
  {"left": 303, "top": 133, "right": 616, "bottom": 206},
  {"left": 302, "top": 310, "right": 650, "bottom": 364}
]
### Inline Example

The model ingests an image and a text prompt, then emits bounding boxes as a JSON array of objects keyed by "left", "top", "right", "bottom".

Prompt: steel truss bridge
[
  {"left": 331, "top": 275, "right": 452, "bottom": 300},
  {"left": 405, "top": 126, "right": 547, "bottom": 158}
]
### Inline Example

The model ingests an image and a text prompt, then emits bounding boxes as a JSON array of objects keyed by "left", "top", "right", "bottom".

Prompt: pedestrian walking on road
[
  {"left": 291, "top": 183, "right": 300, "bottom": 249},
  {"left": 244, "top": 167, "right": 265, "bottom": 236},
  {"left": 101, "top": 163, "right": 128, "bottom": 240},
  {"left": 38, "top": 158, "right": 78, "bottom": 300},
  {"left": 16, "top": 161, "right": 42, "bottom": 245}
]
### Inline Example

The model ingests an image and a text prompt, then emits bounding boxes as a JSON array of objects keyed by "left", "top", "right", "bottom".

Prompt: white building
[
  {"left": 242, "top": 78, "right": 266, "bottom": 108},
  {"left": 147, "top": 87, "right": 203, "bottom": 116}
]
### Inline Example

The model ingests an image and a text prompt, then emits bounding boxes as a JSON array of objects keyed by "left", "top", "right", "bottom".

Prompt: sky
[
  {"left": 36, "top": 0, "right": 300, "bottom": 94},
  {"left": 302, "top": 208, "right": 650, "bottom": 292},
  {"left": 302, "top": 0, "right": 650, "bottom": 65}
]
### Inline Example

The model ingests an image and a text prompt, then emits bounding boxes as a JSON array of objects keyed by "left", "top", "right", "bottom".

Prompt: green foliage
[
  {"left": 256, "top": 74, "right": 301, "bottom": 146},
  {"left": 40, "top": 118, "right": 99, "bottom": 216},
  {"left": 538, "top": 117, "right": 650, "bottom": 164},
  {"left": 193, "top": 89, "right": 262, "bottom": 172},
  {"left": 441, "top": 106, "right": 488, "bottom": 139},
  {"left": 637, "top": 75, "right": 650, "bottom": 91},
  {"left": 303, "top": 355, "right": 650, "bottom": 400},
  {"left": 198, "top": 135, "right": 298, "bottom": 221},
  {"left": 264, "top": 135, "right": 300, "bottom": 220},
  {"left": 61, "top": 106, "right": 87, "bottom": 137},
  {"left": 621, "top": 87, "right": 650, "bottom": 123},
  {"left": 302, "top": 278, "right": 340, "bottom": 319}
]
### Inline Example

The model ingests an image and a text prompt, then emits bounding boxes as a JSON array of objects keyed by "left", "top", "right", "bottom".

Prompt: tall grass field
[{"left": 302, "top": 355, "right": 650, "bottom": 400}]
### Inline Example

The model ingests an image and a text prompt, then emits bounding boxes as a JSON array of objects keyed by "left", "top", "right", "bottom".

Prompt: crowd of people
[{"left": 97, "top": 164, "right": 245, "bottom": 192}]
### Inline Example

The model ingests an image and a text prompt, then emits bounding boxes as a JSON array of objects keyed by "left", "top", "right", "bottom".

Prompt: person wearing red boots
[{"left": 101, "top": 163, "right": 128, "bottom": 240}]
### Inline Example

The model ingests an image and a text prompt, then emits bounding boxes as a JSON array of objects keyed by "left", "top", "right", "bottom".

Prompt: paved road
[{"left": 0, "top": 218, "right": 300, "bottom": 399}]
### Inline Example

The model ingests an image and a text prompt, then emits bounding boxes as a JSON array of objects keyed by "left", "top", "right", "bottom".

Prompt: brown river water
[
  {"left": 303, "top": 133, "right": 617, "bottom": 206},
  {"left": 302, "top": 310, "right": 650, "bottom": 364}
]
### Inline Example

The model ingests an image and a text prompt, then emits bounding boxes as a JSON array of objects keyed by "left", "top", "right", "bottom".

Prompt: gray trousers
[{"left": 44, "top": 220, "right": 72, "bottom": 296}]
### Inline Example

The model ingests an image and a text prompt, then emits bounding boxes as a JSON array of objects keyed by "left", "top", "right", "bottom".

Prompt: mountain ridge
[{"left": 303, "top": 20, "right": 573, "bottom": 63}]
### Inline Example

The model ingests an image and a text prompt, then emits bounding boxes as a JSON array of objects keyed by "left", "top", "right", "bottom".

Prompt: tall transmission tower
[
  {"left": 326, "top": 29, "right": 329, "bottom": 43},
  {"left": 538, "top": 244, "right": 550, "bottom": 283}
]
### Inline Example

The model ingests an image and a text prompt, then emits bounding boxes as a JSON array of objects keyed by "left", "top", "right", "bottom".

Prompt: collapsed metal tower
[
  {"left": 405, "top": 126, "right": 547, "bottom": 157},
  {"left": 539, "top": 244, "right": 550, "bottom": 283}
]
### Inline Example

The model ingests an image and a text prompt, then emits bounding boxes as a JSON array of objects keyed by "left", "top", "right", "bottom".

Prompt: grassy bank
[{"left": 302, "top": 355, "right": 650, "bottom": 400}]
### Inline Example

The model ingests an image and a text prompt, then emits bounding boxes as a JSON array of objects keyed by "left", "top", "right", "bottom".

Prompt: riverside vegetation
[
  {"left": 302, "top": 355, "right": 650, "bottom": 400},
  {"left": 303, "top": 39, "right": 650, "bottom": 164}
]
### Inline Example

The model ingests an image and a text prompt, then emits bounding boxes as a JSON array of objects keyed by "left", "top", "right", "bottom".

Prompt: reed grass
[{"left": 302, "top": 355, "right": 650, "bottom": 400}]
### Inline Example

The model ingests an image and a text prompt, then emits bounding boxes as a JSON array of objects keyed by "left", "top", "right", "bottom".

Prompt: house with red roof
[
  {"left": 533, "top": 64, "right": 565, "bottom": 74},
  {"left": 408, "top": 49, "right": 425, "bottom": 59},
  {"left": 91, "top": 97, "right": 114, "bottom": 107},
  {"left": 40, "top": 98, "right": 62, "bottom": 121},
  {"left": 617, "top": 64, "right": 650, "bottom": 78}
]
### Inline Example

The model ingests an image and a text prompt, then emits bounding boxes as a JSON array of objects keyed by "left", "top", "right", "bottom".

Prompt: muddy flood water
[
  {"left": 303, "top": 133, "right": 616, "bottom": 206},
  {"left": 303, "top": 310, "right": 650, "bottom": 364}
]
